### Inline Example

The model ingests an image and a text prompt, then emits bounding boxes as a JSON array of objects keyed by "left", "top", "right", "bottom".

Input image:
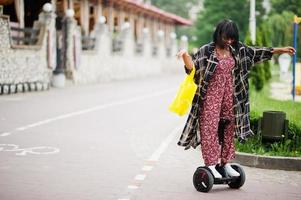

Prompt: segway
[{"left": 193, "top": 119, "right": 246, "bottom": 192}]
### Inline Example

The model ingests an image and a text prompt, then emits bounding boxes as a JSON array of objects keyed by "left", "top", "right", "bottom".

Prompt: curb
[{"left": 233, "top": 152, "right": 301, "bottom": 171}]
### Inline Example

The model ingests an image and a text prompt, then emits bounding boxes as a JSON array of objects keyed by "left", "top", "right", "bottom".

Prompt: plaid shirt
[{"left": 178, "top": 42, "right": 273, "bottom": 150}]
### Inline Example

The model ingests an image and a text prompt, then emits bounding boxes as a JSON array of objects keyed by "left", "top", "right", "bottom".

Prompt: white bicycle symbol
[{"left": 0, "top": 144, "right": 60, "bottom": 156}]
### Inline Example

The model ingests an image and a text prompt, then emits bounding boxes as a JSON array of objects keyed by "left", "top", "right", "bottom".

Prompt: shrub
[
  {"left": 250, "top": 65, "right": 265, "bottom": 91},
  {"left": 245, "top": 26, "right": 272, "bottom": 91},
  {"left": 235, "top": 112, "right": 301, "bottom": 157}
]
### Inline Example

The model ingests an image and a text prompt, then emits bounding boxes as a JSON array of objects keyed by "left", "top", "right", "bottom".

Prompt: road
[{"left": 0, "top": 74, "right": 301, "bottom": 200}]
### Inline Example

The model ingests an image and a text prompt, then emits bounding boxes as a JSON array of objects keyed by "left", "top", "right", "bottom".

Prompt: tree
[
  {"left": 270, "top": 0, "right": 301, "bottom": 16},
  {"left": 268, "top": 1, "right": 301, "bottom": 58},
  {"left": 245, "top": 29, "right": 266, "bottom": 91},
  {"left": 151, "top": 0, "right": 200, "bottom": 50},
  {"left": 266, "top": 11, "right": 294, "bottom": 47},
  {"left": 264, "top": 11, "right": 300, "bottom": 58},
  {"left": 193, "top": 0, "right": 265, "bottom": 47},
  {"left": 151, "top": 0, "right": 200, "bottom": 19}
]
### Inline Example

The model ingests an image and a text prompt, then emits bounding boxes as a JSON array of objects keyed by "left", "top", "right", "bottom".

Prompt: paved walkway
[
  {"left": 270, "top": 73, "right": 301, "bottom": 101},
  {"left": 130, "top": 145, "right": 301, "bottom": 200},
  {"left": 1, "top": 74, "right": 301, "bottom": 200}
]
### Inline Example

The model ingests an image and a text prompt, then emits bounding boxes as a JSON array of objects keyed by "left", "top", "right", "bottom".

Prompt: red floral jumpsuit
[{"left": 199, "top": 54, "right": 235, "bottom": 166}]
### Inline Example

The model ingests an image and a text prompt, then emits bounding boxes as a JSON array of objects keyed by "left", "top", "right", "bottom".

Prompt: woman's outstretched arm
[{"left": 271, "top": 47, "right": 296, "bottom": 55}]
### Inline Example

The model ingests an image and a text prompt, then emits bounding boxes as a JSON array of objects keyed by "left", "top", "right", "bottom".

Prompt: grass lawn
[
  {"left": 235, "top": 79, "right": 301, "bottom": 157},
  {"left": 249, "top": 82, "right": 301, "bottom": 127}
]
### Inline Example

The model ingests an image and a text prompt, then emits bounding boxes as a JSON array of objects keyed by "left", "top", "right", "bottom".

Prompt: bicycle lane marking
[
  {"left": 0, "top": 144, "right": 60, "bottom": 156},
  {"left": 0, "top": 89, "right": 175, "bottom": 137}
]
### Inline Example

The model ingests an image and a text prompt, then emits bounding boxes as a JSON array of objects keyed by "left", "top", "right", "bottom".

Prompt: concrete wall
[
  {"left": 0, "top": 10, "right": 187, "bottom": 94},
  {"left": 0, "top": 12, "right": 55, "bottom": 94},
  {"left": 68, "top": 21, "right": 183, "bottom": 85}
]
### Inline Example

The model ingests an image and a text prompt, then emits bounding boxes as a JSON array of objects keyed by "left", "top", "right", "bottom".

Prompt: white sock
[
  {"left": 224, "top": 163, "right": 240, "bottom": 177},
  {"left": 208, "top": 165, "right": 222, "bottom": 179}
]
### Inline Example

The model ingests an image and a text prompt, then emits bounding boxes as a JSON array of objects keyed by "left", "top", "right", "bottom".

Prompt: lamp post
[
  {"left": 249, "top": 0, "right": 256, "bottom": 44},
  {"left": 292, "top": 15, "right": 301, "bottom": 101}
]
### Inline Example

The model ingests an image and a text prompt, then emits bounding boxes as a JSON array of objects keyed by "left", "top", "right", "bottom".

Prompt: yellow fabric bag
[{"left": 169, "top": 66, "right": 197, "bottom": 116}]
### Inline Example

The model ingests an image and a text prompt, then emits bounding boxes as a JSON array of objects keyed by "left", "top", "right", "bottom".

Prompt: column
[
  {"left": 95, "top": 0, "right": 103, "bottom": 24},
  {"left": 118, "top": 9, "right": 125, "bottom": 32},
  {"left": 108, "top": 3, "right": 114, "bottom": 33},
  {"left": 80, "top": 0, "right": 89, "bottom": 35}
]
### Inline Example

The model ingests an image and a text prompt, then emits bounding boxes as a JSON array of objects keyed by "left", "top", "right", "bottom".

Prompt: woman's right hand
[
  {"left": 176, "top": 49, "right": 194, "bottom": 71},
  {"left": 176, "top": 49, "right": 190, "bottom": 60}
]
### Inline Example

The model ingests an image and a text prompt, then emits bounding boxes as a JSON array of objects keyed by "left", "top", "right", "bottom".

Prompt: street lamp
[{"left": 249, "top": 0, "right": 256, "bottom": 44}]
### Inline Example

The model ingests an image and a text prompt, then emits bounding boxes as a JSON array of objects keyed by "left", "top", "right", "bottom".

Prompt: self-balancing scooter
[{"left": 192, "top": 119, "right": 246, "bottom": 192}]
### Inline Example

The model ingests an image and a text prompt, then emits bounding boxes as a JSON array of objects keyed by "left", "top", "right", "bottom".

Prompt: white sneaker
[
  {"left": 224, "top": 163, "right": 240, "bottom": 177},
  {"left": 208, "top": 165, "right": 222, "bottom": 179}
]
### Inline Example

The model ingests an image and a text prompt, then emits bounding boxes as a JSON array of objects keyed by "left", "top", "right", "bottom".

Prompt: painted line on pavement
[
  {"left": 121, "top": 124, "right": 183, "bottom": 200},
  {"left": 141, "top": 165, "right": 153, "bottom": 172},
  {"left": 134, "top": 174, "right": 146, "bottom": 181},
  {"left": 127, "top": 185, "right": 139, "bottom": 190},
  {"left": 147, "top": 125, "right": 182, "bottom": 162},
  {"left": 0, "top": 89, "right": 175, "bottom": 137},
  {"left": 0, "top": 132, "right": 11, "bottom": 137}
]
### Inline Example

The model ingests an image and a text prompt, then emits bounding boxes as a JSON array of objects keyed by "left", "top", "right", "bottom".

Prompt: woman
[{"left": 176, "top": 19, "right": 295, "bottom": 178}]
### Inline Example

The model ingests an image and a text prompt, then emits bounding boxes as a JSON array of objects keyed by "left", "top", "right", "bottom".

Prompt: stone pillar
[
  {"left": 62, "top": 9, "right": 80, "bottom": 80},
  {"left": 128, "top": 11, "right": 135, "bottom": 36},
  {"left": 156, "top": 29, "right": 165, "bottom": 59},
  {"left": 0, "top": 5, "right": 55, "bottom": 93},
  {"left": 120, "top": 22, "right": 135, "bottom": 57},
  {"left": 179, "top": 35, "right": 188, "bottom": 50},
  {"left": 39, "top": 3, "right": 57, "bottom": 70},
  {"left": 141, "top": 17, "right": 151, "bottom": 57},
  {"left": 135, "top": 14, "right": 144, "bottom": 54},
  {"left": 107, "top": 4, "right": 114, "bottom": 33},
  {"left": 80, "top": 0, "right": 89, "bottom": 36},
  {"left": 95, "top": 0, "right": 103, "bottom": 27},
  {"left": 153, "top": 18, "right": 159, "bottom": 43},
  {"left": 118, "top": 10, "right": 125, "bottom": 33},
  {"left": 142, "top": 27, "right": 152, "bottom": 58},
  {"left": 62, "top": 0, "right": 68, "bottom": 13},
  {"left": 153, "top": 19, "right": 165, "bottom": 59},
  {"left": 164, "top": 23, "right": 171, "bottom": 47},
  {"left": 0, "top": 17, "right": 12, "bottom": 50},
  {"left": 94, "top": 18, "right": 111, "bottom": 57},
  {"left": 144, "top": 17, "right": 150, "bottom": 40},
  {"left": 169, "top": 31, "right": 177, "bottom": 57},
  {"left": 0, "top": 16, "right": 13, "bottom": 94},
  {"left": 136, "top": 14, "right": 143, "bottom": 42}
]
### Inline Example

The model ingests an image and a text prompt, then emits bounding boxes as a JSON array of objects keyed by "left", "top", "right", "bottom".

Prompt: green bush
[
  {"left": 235, "top": 112, "right": 301, "bottom": 157},
  {"left": 250, "top": 65, "right": 265, "bottom": 91},
  {"left": 245, "top": 26, "right": 272, "bottom": 91}
]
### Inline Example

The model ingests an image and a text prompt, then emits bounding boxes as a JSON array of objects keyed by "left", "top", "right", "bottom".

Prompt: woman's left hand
[
  {"left": 282, "top": 46, "right": 296, "bottom": 55},
  {"left": 272, "top": 46, "right": 296, "bottom": 55}
]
